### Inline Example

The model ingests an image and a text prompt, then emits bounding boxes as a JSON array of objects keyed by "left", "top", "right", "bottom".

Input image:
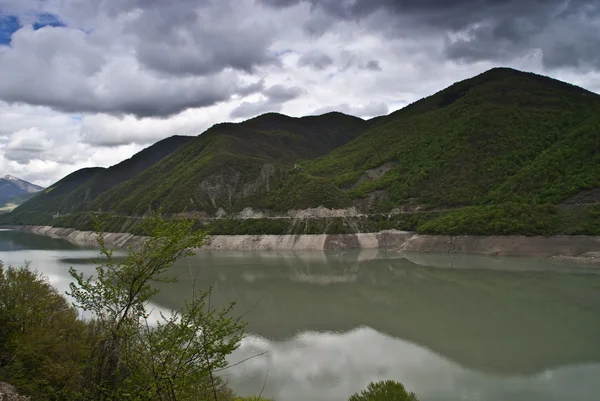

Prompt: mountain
[
  {"left": 0, "top": 175, "right": 43, "bottom": 200},
  {"left": 0, "top": 175, "right": 44, "bottom": 213},
  {"left": 10, "top": 136, "right": 193, "bottom": 217},
  {"left": 91, "top": 112, "right": 368, "bottom": 215},
  {"left": 305, "top": 67, "right": 599, "bottom": 209},
  {"left": 3, "top": 67, "right": 599, "bottom": 236}
]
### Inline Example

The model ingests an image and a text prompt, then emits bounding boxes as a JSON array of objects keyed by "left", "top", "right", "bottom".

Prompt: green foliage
[
  {"left": 10, "top": 137, "right": 191, "bottom": 216},
  {"left": 417, "top": 203, "right": 600, "bottom": 236},
  {"left": 257, "top": 171, "right": 353, "bottom": 211},
  {"left": 305, "top": 68, "right": 600, "bottom": 210},
  {"left": 86, "top": 113, "right": 367, "bottom": 215},
  {"left": 126, "top": 290, "right": 244, "bottom": 401},
  {"left": 4, "top": 113, "right": 366, "bottom": 219},
  {"left": 348, "top": 380, "right": 418, "bottom": 401},
  {"left": 0, "top": 264, "right": 88, "bottom": 400},
  {"left": 67, "top": 213, "right": 249, "bottom": 400},
  {"left": 4, "top": 68, "right": 600, "bottom": 236},
  {"left": 11, "top": 167, "right": 105, "bottom": 215},
  {"left": 0, "top": 215, "right": 274, "bottom": 400}
]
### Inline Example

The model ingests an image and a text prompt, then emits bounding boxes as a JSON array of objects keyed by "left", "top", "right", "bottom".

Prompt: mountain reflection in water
[{"left": 1, "top": 230, "right": 599, "bottom": 401}]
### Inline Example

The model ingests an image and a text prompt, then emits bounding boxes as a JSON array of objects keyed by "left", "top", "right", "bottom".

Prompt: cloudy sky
[{"left": 1, "top": 0, "right": 599, "bottom": 186}]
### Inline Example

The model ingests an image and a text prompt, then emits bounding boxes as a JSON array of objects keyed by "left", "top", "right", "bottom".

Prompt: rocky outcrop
[
  {"left": 552, "top": 252, "right": 600, "bottom": 265},
  {"left": 194, "top": 164, "right": 276, "bottom": 212},
  {"left": 286, "top": 206, "right": 361, "bottom": 219},
  {"left": 353, "top": 162, "right": 396, "bottom": 186},
  {"left": 0, "top": 383, "right": 30, "bottom": 401},
  {"left": 12, "top": 225, "right": 144, "bottom": 248},
  {"left": 6, "top": 225, "right": 600, "bottom": 262}
]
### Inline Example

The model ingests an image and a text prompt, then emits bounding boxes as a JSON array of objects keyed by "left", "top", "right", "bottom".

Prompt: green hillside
[
  {"left": 91, "top": 112, "right": 367, "bottom": 214},
  {"left": 3, "top": 67, "right": 599, "bottom": 236},
  {"left": 15, "top": 167, "right": 105, "bottom": 216},
  {"left": 9, "top": 135, "right": 192, "bottom": 217},
  {"left": 304, "top": 67, "right": 599, "bottom": 210}
]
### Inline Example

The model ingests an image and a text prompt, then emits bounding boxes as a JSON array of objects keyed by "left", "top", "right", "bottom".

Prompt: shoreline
[{"left": 5, "top": 225, "right": 600, "bottom": 263}]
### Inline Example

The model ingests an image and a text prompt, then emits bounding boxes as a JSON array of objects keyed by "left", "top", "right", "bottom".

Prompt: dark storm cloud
[
  {"left": 120, "top": 0, "right": 278, "bottom": 77},
  {"left": 298, "top": 50, "right": 334, "bottom": 70},
  {"left": 365, "top": 60, "right": 381, "bottom": 71},
  {"left": 263, "top": 85, "right": 305, "bottom": 103},
  {"left": 259, "top": 0, "right": 600, "bottom": 70},
  {"left": 338, "top": 50, "right": 383, "bottom": 72},
  {"left": 0, "top": 0, "right": 283, "bottom": 118}
]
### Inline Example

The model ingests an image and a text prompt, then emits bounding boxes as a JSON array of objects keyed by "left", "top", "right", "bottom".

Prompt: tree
[
  {"left": 68, "top": 213, "right": 245, "bottom": 400},
  {"left": 0, "top": 263, "right": 88, "bottom": 400},
  {"left": 348, "top": 380, "right": 419, "bottom": 401}
]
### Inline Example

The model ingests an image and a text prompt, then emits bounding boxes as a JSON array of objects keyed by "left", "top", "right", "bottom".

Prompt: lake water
[{"left": 1, "top": 229, "right": 600, "bottom": 401}]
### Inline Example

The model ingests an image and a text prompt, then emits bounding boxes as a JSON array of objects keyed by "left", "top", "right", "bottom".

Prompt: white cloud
[
  {"left": 0, "top": 0, "right": 598, "bottom": 187},
  {"left": 4, "top": 127, "right": 54, "bottom": 164}
]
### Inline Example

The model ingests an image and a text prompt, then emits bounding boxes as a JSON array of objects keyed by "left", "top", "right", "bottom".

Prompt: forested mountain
[
  {"left": 90, "top": 112, "right": 368, "bottom": 215},
  {"left": 3, "top": 68, "right": 599, "bottom": 235},
  {"left": 305, "top": 67, "right": 599, "bottom": 210},
  {"left": 10, "top": 135, "right": 192, "bottom": 215}
]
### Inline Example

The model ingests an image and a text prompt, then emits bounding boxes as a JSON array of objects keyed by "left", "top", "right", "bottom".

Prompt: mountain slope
[
  {"left": 303, "top": 67, "right": 600, "bottom": 212},
  {"left": 3, "top": 67, "right": 599, "bottom": 236},
  {"left": 12, "top": 168, "right": 105, "bottom": 216},
  {"left": 0, "top": 175, "right": 43, "bottom": 200},
  {"left": 12, "top": 135, "right": 193, "bottom": 215},
  {"left": 0, "top": 175, "right": 44, "bottom": 214},
  {"left": 92, "top": 112, "right": 368, "bottom": 215}
]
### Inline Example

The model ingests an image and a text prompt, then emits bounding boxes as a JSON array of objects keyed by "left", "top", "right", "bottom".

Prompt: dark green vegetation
[
  {"left": 92, "top": 112, "right": 366, "bottom": 215},
  {"left": 305, "top": 68, "right": 600, "bottom": 209},
  {"left": 0, "top": 217, "right": 417, "bottom": 400},
  {"left": 3, "top": 67, "right": 599, "bottom": 235},
  {"left": 348, "top": 381, "right": 418, "bottom": 401},
  {"left": 0, "top": 264, "right": 87, "bottom": 399},
  {"left": 11, "top": 135, "right": 192, "bottom": 216},
  {"left": 0, "top": 217, "right": 245, "bottom": 400}
]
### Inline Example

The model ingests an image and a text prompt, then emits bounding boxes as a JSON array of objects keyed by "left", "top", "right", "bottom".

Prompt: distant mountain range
[
  {"left": 0, "top": 175, "right": 44, "bottom": 213},
  {"left": 3, "top": 67, "right": 599, "bottom": 236}
]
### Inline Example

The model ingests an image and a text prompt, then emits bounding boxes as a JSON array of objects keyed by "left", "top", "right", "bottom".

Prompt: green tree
[
  {"left": 0, "top": 263, "right": 88, "bottom": 400},
  {"left": 348, "top": 380, "right": 419, "bottom": 401},
  {"left": 68, "top": 214, "right": 245, "bottom": 400}
]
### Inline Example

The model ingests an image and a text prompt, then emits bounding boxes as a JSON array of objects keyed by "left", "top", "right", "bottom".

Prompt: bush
[
  {"left": 0, "top": 264, "right": 88, "bottom": 400},
  {"left": 0, "top": 214, "right": 263, "bottom": 400},
  {"left": 68, "top": 214, "right": 245, "bottom": 400},
  {"left": 348, "top": 380, "right": 418, "bottom": 401}
]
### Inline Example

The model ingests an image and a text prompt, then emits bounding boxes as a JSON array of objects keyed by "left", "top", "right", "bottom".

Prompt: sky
[{"left": 0, "top": 0, "right": 599, "bottom": 186}]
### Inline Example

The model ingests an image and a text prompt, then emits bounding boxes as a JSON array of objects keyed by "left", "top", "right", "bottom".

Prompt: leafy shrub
[
  {"left": 348, "top": 380, "right": 419, "bottom": 401},
  {"left": 0, "top": 264, "right": 88, "bottom": 400}
]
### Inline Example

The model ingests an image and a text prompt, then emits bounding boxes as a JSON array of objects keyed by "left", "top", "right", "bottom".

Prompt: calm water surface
[{"left": 1, "top": 229, "right": 600, "bottom": 401}]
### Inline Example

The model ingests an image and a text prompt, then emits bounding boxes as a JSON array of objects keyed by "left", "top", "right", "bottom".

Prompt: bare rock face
[
  {"left": 353, "top": 162, "right": 396, "bottom": 187},
  {"left": 196, "top": 163, "right": 276, "bottom": 213},
  {"left": 0, "top": 383, "right": 30, "bottom": 401}
]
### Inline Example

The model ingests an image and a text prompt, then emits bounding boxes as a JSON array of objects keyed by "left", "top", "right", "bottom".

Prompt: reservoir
[{"left": 1, "top": 229, "right": 599, "bottom": 401}]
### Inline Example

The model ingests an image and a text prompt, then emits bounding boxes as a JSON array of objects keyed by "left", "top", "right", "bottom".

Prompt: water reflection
[
  {"left": 153, "top": 250, "right": 600, "bottom": 376},
  {"left": 1, "top": 231, "right": 600, "bottom": 400},
  {"left": 228, "top": 327, "right": 600, "bottom": 401}
]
